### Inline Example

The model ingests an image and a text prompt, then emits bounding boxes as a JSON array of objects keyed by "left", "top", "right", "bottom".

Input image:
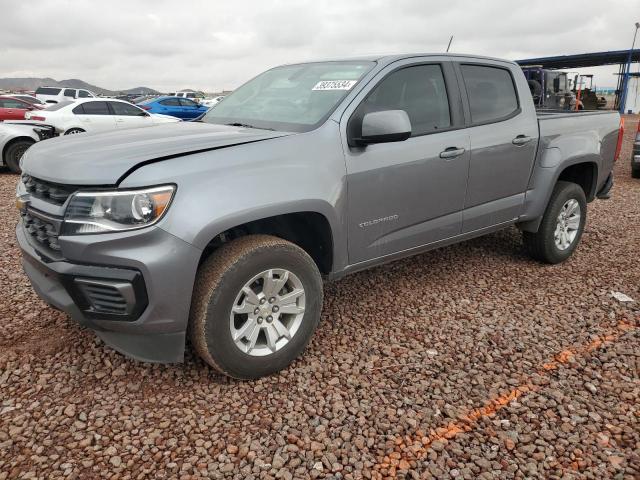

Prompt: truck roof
[{"left": 282, "top": 53, "right": 517, "bottom": 67}]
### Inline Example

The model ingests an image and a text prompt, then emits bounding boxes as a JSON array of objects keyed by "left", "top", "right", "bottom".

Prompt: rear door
[
  {"left": 456, "top": 62, "right": 539, "bottom": 232},
  {"left": 71, "top": 101, "right": 116, "bottom": 132},
  {"left": 108, "top": 101, "right": 153, "bottom": 129},
  {"left": 343, "top": 59, "right": 470, "bottom": 264}
]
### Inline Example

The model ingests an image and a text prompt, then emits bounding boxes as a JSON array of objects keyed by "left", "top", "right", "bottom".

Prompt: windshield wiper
[{"left": 225, "top": 122, "right": 275, "bottom": 131}]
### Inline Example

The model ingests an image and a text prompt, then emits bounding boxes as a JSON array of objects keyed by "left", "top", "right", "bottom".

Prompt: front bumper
[{"left": 17, "top": 222, "right": 202, "bottom": 363}]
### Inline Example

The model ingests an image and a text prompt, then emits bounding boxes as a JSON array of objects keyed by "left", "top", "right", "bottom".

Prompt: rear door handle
[
  {"left": 439, "top": 147, "right": 466, "bottom": 159},
  {"left": 512, "top": 135, "right": 533, "bottom": 146}
]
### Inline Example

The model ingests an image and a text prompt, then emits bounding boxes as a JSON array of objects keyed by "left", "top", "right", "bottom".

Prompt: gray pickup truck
[{"left": 16, "top": 54, "right": 621, "bottom": 379}]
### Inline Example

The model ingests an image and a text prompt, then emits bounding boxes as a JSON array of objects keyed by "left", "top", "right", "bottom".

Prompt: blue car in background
[{"left": 139, "top": 96, "right": 208, "bottom": 120}]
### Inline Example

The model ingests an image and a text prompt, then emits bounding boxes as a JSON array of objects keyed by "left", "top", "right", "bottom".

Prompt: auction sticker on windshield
[{"left": 312, "top": 80, "right": 358, "bottom": 91}]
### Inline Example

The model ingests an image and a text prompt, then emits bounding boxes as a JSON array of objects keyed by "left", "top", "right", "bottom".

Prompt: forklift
[{"left": 571, "top": 74, "right": 608, "bottom": 110}]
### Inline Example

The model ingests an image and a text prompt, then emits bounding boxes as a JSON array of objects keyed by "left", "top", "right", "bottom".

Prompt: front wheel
[
  {"left": 523, "top": 181, "right": 587, "bottom": 264},
  {"left": 189, "top": 235, "right": 323, "bottom": 379}
]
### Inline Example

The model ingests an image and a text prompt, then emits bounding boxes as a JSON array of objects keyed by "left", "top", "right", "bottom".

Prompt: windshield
[{"left": 202, "top": 61, "right": 374, "bottom": 132}]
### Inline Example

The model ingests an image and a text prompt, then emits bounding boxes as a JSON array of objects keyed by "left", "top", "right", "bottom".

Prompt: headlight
[{"left": 63, "top": 185, "right": 175, "bottom": 235}]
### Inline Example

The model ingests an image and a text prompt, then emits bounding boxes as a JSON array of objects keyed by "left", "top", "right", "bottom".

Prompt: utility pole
[{"left": 619, "top": 22, "right": 640, "bottom": 114}]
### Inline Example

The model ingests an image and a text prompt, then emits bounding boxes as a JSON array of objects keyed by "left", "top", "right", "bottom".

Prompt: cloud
[{"left": 0, "top": 0, "right": 637, "bottom": 91}]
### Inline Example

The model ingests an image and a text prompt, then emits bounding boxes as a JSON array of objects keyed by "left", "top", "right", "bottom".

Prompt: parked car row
[{"left": 1, "top": 98, "right": 180, "bottom": 173}]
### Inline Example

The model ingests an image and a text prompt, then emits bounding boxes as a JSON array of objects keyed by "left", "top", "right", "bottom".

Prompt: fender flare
[{"left": 518, "top": 154, "right": 599, "bottom": 233}]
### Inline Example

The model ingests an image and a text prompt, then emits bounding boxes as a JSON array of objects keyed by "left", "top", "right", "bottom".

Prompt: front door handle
[
  {"left": 512, "top": 135, "right": 533, "bottom": 146},
  {"left": 439, "top": 147, "right": 466, "bottom": 159}
]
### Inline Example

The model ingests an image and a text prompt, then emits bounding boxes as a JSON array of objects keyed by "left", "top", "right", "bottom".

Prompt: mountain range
[{"left": 0, "top": 77, "right": 161, "bottom": 96}]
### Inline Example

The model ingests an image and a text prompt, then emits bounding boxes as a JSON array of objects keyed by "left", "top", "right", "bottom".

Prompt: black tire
[
  {"left": 64, "top": 128, "right": 85, "bottom": 135},
  {"left": 189, "top": 234, "right": 323, "bottom": 379},
  {"left": 632, "top": 166, "right": 640, "bottom": 179},
  {"left": 523, "top": 181, "right": 587, "bottom": 264},
  {"left": 4, "top": 139, "right": 34, "bottom": 174}
]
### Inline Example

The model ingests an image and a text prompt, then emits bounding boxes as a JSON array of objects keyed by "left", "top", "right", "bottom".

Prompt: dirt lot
[{"left": 1, "top": 118, "right": 638, "bottom": 480}]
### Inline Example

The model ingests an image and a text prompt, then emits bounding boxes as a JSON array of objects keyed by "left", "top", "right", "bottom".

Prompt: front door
[
  {"left": 179, "top": 98, "right": 203, "bottom": 118},
  {"left": 344, "top": 62, "right": 470, "bottom": 264},
  {"left": 108, "top": 101, "right": 152, "bottom": 129},
  {"left": 0, "top": 98, "right": 30, "bottom": 120}
]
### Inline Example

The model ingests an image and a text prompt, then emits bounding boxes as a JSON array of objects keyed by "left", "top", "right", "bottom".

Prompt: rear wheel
[
  {"left": 189, "top": 235, "right": 323, "bottom": 379},
  {"left": 64, "top": 128, "right": 85, "bottom": 135},
  {"left": 523, "top": 181, "right": 587, "bottom": 264},
  {"left": 4, "top": 139, "right": 34, "bottom": 173}
]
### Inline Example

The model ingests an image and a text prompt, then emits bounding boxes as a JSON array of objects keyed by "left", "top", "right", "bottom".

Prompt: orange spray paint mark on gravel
[{"left": 374, "top": 319, "right": 637, "bottom": 478}]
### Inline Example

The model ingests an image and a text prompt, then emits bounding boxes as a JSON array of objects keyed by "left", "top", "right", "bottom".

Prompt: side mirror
[{"left": 355, "top": 110, "right": 412, "bottom": 146}]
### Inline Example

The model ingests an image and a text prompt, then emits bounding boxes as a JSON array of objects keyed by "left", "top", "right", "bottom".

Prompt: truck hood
[{"left": 22, "top": 122, "right": 293, "bottom": 185}]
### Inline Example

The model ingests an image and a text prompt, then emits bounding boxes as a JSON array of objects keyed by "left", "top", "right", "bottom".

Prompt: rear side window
[
  {"left": 179, "top": 98, "right": 198, "bottom": 107},
  {"left": 355, "top": 64, "right": 451, "bottom": 136},
  {"left": 78, "top": 90, "right": 92, "bottom": 98},
  {"left": 160, "top": 98, "right": 181, "bottom": 106},
  {"left": 110, "top": 102, "right": 145, "bottom": 116},
  {"left": 35, "top": 87, "right": 61, "bottom": 95},
  {"left": 461, "top": 65, "right": 519, "bottom": 124},
  {"left": 73, "top": 101, "right": 110, "bottom": 115},
  {"left": 64, "top": 89, "right": 76, "bottom": 98}
]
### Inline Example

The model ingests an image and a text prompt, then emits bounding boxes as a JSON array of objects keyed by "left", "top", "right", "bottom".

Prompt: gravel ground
[{"left": 1, "top": 117, "right": 639, "bottom": 480}]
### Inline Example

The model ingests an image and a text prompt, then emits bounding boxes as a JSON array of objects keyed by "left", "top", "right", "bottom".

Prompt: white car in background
[
  {"left": 35, "top": 86, "right": 96, "bottom": 104},
  {"left": 2, "top": 99, "right": 180, "bottom": 173},
  {"left": 25, "top": 98, "right": 180, "bottom": 135}
]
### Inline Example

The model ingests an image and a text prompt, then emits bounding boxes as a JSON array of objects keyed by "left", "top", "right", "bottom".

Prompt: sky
[{"left": 0, "top": 0, "right": 639, "bottom": 92}]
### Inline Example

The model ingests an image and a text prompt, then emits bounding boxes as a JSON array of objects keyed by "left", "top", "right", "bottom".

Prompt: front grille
[
  {"left": 21, "top": 209, "right": 61, "bottom": 251},
  {"left": 21, "top": 174, "right": 78, "bottom": 205}
]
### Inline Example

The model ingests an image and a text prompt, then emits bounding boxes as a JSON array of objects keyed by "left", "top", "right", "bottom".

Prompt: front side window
[
  {"left": 202, "top": 61, "right": 374, "bottom": 132},
  {"left": 74, "top": 101, "right": 110, "bottom": 115},
  {"left": 160, "top": 98, "right": 181, "bottom": 106},
  {"left": 78, "top": 90, "right": 92, "bottom": 98},
  {"left": 461, "top": 65, "right": 519, "bottom": 124},
  {"left": 353, "top": 64, "right": 451, "bottom": 137},
  {"left": 179, "top": 98, "right": 198, "bottom": 107},
  {"left": 110, "top": 102, "right": 146, "bottom": 116},
  {"left": 0, "top": 99, "right": 28, "bottom": 108}
]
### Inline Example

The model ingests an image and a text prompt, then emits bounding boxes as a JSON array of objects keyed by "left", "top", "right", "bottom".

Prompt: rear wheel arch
[
  {"left": 64, "top": 127, "right": 86, "bottom": 135},
  {"left": 556, "top": 161, "right": 598, "bottom": 201}
]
